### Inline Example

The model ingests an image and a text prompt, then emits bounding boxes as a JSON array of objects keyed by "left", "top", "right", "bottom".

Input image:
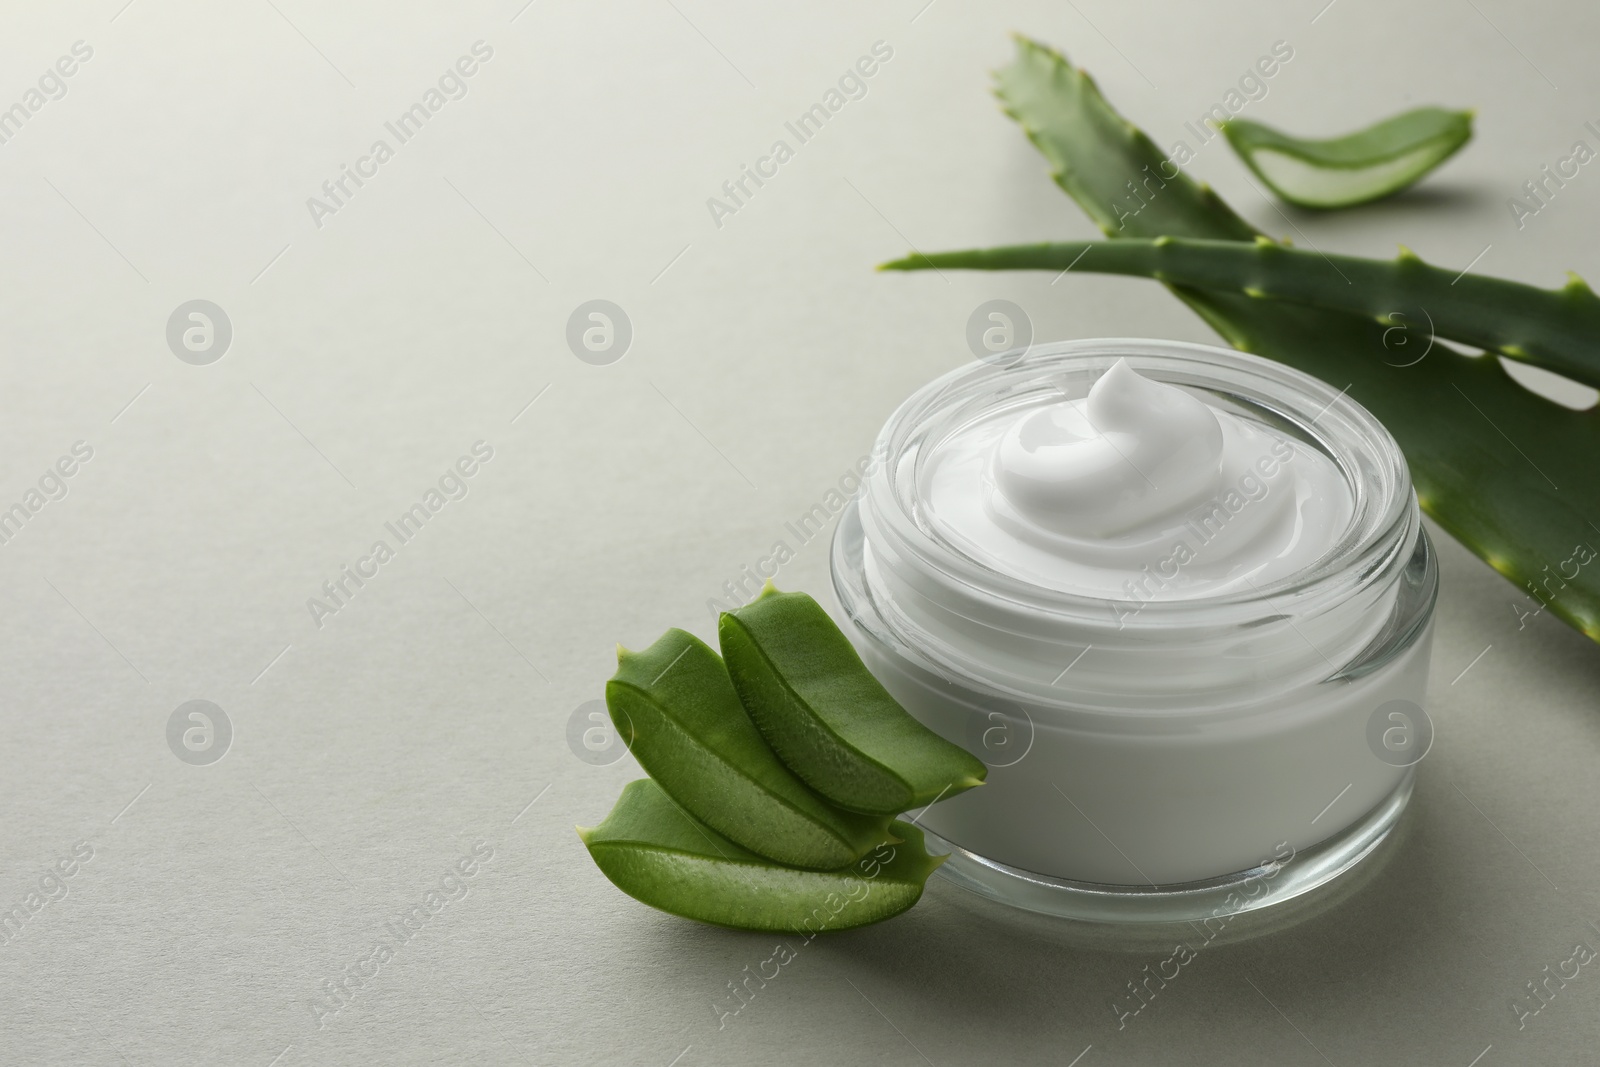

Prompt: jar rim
[
  {"left": 864, "top": 337, "right": 1414, "bottom": 627},
  {"left": 842, "top": 338, "right": 1429, "bottom": 710}
]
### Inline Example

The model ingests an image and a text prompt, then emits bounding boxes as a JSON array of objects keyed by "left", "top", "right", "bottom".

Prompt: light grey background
[{"left": 1, "top": 0, "right": 1596, "bottom": 1064}]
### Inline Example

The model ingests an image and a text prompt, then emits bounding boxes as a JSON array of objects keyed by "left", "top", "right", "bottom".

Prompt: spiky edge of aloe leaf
[
  {"left": 1219, "top": 107, "right": 1473, "bottom": 209},
  {"left": 881, "top": 237, "right": 1600, "bottom": 390},
  {"left": 962, "top": 35, "right": 1600, "bottom": 643}
]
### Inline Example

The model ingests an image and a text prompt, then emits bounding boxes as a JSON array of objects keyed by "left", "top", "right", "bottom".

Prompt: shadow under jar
[{"left": 831, "top": 338, "right": 1436, "bottom": 924}]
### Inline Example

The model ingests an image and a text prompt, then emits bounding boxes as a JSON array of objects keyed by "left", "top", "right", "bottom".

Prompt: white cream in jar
[
  {"left": 832, "top": 339, "right": 1436, "bottom": 922},
  {"left": 926, "top": 357, "right": 1351, "bottom": 600}
]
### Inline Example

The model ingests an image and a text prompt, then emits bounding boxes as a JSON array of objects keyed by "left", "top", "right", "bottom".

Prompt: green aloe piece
[
  {"left": 606, "top": 629, "right": 892, "bottom": 870},
  {"left": 1220, "top": 107, "right": 1473, "bottom": 209},
  {"left": 881, "top": 237, "right": 1600, "bottom": 389},
  {"left": 578, "top": 779, "right": 943, "bottom": 932},
  {"left": 719, "top": 586, "right": 987, "bottom": 816},
  {"left": 881, "top": 35, "right": 1600, "bottom": 643}
]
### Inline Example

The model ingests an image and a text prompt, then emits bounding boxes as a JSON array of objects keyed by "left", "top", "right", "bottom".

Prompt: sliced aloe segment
[
  {"left": 881, "top": 237, "right": 1600, "bottom": 390},
  {"left": 579, "top": 780, "right": 943, "bottom": 932},
  {"left": 1220, "top": 107, "right": 1473, "bottom": 209},
  {"left": 607, "top": 629, "right": 891, "bottom": 870},
  {"left": 719, "top": 587, "right": 986, "bottom": 816}
]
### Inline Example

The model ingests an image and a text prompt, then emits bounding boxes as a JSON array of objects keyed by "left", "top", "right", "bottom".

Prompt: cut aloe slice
[
  {"left": 1221, "top": 107, "right": 1473, "bottom": 209},
  {"left": 579, "top": 780, "right": 943, "bottom": 932},
  {"left": 719, "top": 587, "right": 986, "bottom": 816},
  {"left": 607, "top": 628, "right": 892, "bottom": 870}
]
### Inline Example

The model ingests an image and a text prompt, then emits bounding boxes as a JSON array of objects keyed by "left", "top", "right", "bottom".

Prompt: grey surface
[{"left": 1, "top": 1, "right": 1597, "bottom": 1064}]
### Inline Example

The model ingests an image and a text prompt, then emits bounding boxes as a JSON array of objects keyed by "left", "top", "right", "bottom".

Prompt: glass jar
[{"left": 831, "top": 338, "right": 1436, "bottom": 923}]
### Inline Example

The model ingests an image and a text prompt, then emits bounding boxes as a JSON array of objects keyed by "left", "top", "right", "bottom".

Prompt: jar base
[{"left": 924, "top": 769, "right": 1413, "bottom": 927}]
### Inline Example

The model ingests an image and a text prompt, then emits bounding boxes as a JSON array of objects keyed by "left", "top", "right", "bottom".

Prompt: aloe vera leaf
[
  {"left": 606, "top": 629, "right": 893, "bottom": 870},
  {"left": 1220, "top": 108, "right": 1473, "bottom": 209},
  {"left": 578, "top": 780, "right": 943, "bottom": 932},
  {"left": 719, "top": 586, "right": 987, "bottom": 816},
  {"left": 939, "top": 36, "right": 1600, "bottom": 642},
  {"left": 882, "top": 237, "right": 1600, "bottom": 390}
]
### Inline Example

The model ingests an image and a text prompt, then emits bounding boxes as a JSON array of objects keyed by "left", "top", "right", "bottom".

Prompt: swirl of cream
[
  {"left": 920, "top": 358, "right": 1353, "bottom": 599},
  {"left": 989, "top": 358, "right": 1225, "bottom": 539}
]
